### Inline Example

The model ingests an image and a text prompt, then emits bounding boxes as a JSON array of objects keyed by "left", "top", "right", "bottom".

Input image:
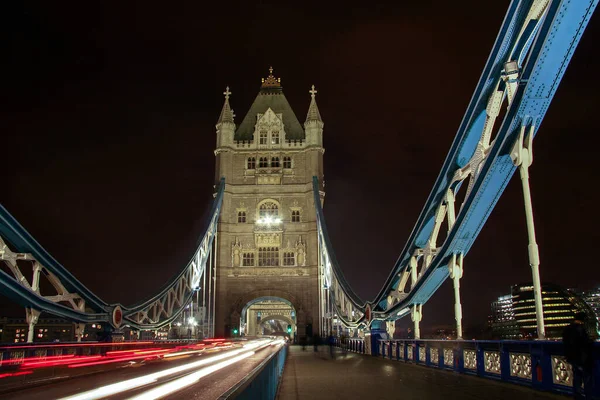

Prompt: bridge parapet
[{"left": 374, "top": 339, "right": 600, "bottom": 397}]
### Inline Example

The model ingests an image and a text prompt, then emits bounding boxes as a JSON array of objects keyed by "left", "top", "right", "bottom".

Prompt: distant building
[
  {"left": 490, "top": 294, "right": 519, "bottom": 339},
  {"left": 489, "top": 283, "right": 597, "bottom": 340},
  {"left": 0, "top": 317, "right": 107, "bottom": 343},
  {"left": 571, "top": 287, "right": 600, "bottom": 324}
]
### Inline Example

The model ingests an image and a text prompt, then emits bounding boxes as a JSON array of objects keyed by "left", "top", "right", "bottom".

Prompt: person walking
[{"left": 563, "top": 311, "right": 594, "bottom": 399}]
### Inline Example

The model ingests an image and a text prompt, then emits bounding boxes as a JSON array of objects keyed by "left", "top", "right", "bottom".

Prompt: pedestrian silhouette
[{"left": 563, "top": 311, "right": 594, "bottom": 399}]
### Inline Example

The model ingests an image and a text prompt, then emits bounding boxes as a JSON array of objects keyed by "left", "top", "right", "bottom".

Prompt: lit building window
[
  {"left": 283, "top": 157, "right": 292, "bottom": 169},
  {"left": 242, "top": 253, "right": 255, "bottom": 266},
  {"left": 271, "top": 131, "right": 280, "bottom": 145},
  {"left": 259, "top": 157, "right": 269, "bottom": 168},
  {"left": 259, "top": 130, "right": 268, "bottom": 145},
  {"left": 259, "top": 202, "right": 279, "bottom": 218},
  {"left": 291, "top": 210, "right": 300, "bottom": 223},
  {"left": 247, "top": 157, "right": 256, "bottom": 169},
  {"left": 238, "top": 211, "right": 247, "bottom": 223},
  {"left": 283, "top": 252, "right": 295, "bottom": 266},
  {"left": 271, "top": 157, "right": 280, "bottom": 168},
  {"left": 258, "top": 247, "right": 279, "bottom": 266}
]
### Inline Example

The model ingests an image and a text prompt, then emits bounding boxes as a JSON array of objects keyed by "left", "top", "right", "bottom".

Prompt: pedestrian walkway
[{"left": 277, "top": 346, "right": 566, "bottom": 400}]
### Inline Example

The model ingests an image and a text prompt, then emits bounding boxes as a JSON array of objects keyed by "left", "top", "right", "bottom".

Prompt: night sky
[{"left": 2, "top": 1, "right": 599, "bottom": 330}]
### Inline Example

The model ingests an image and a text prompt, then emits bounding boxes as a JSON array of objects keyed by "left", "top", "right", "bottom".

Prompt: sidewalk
[{"left": 277, "top": 345, "right": 566, "bottom": 400}]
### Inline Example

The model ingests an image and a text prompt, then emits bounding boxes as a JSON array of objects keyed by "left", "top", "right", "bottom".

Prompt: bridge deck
[{"left": 278, "top": 346, "right": 566, "bottom": 400}]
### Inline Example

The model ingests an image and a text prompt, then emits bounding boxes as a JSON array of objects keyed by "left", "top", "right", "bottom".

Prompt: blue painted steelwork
[
  {"left": 371, "top": 339, "right": 600, "bottom": 397},
  {"left": 312, "top": 0, "right": 598, "bottom": 328},
  {"left": 0, "top": 178, "right": 225, "bottom": 330}
]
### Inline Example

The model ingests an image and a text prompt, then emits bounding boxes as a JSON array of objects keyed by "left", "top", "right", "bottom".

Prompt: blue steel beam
[
  {"left": 0, "top": 179, "right": 225, "bottom": 330},
  {"left": 313, "top": 0, "right": 597, "bottom": 328}
]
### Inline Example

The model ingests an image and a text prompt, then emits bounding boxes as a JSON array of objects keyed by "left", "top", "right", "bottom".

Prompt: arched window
[
  {"left": 271, "top": 157, "right": 280, "bottom": 167},
  {"left": 283, "top": 252, "right": 295, "bottom": 266},
  {"left": 259, "top": 130, "right": 268, "bottom": 145},
  {"left": 242, "top": 252, "right": 254, "bottom": 266},
  {"left": 291, "top": 210, "right": 300, "bottom": 223},
  {"left": 247, "top": 157, "right": 256, "bottom": 170},
  {"left": 259, "top": 201, "right": 279, "bottom": 218},
  {"left": 259, "top": 247, "right": 279, "bottom": 266},
  {"left": 283, "top": 157, "right": 292, "bottom": 169},
  {"left": 271, "top": 131, "right": 280, "bottom": 145},
  {"left": 237, "top": 211, "right": 246, "bottom": 223},
  {"left": 259, "top": 157, "right": 268, "bottom": 168}
]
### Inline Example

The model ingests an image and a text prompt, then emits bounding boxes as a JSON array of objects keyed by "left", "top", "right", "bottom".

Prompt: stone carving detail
[
  {"left": 232, "top": 237, "right": 242, "bottom": 267},
  {"left": 418, "top": 346, "right": 426, "bottom": 363},
  {"left": 295, "top": 236, "right": 306, "bottom": 266},
  {"left": 509, "top": 353, "right": 532, "bottom": 379},
  {"left": 551, "top": 356, "right": 573, "bottom": 387},
  {"left": 407, "top": 345, "right": 414, "bottom": 360},
  {"left": 399, "top": 343, "right": 404, "bottom": 359},
  {"left": 464, "top": 349, "right": 477, "bottom": 370},
  {"left": 443, "top": 348, "right": 453, "bottom": 367},
  {"left": 256, "top": 233, "right": 281, "bottom": 247},
  {"left": 430, "top": 348, "right": 439, "bottom": 365},
  {"left": 484, "top": 351, "right": 501, "bottom": 374}
]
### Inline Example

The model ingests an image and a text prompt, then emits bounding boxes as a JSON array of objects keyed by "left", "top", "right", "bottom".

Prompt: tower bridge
[{"left": 0, "top": 0, "right": 598, "bottom": 398}]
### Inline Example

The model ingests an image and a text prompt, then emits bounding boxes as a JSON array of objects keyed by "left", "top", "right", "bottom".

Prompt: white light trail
[
  {"left": 59, "top": 339, "right": 271, "bottom": 400},
  {"left": 127, "top": 351, "right": 255, "bottom": 400}
]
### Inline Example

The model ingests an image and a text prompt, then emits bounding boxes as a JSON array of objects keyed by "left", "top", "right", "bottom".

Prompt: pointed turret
[
  {"left": 216, "top": 86, "right": 236, "bottom": 148},
  {"left": 304, "top": 85, "right": 324, "bottom": 147},
  {"left": 305, "top": 85, "right": 323, "bottom": 124}
]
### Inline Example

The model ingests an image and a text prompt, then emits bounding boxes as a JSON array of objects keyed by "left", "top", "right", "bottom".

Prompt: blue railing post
[{"left": 369, "top": 320, "right": 386, "bottom": 356}]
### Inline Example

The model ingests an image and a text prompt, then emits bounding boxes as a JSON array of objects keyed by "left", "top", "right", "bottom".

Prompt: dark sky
[{"left": 1, "top": 1, "right": 599, "bottom": 330}]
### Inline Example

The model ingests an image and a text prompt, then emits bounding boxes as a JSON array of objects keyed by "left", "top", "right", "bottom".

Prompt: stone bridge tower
[{"left": 213, "top": 68, "right": 324, "bottom": 339}]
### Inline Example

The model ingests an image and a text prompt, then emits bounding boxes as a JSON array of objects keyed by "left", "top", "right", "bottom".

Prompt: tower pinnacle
[
  {"left": 217, "top": 86, "right": 235, "bottom": 125},
  {"left": 305, "top": 84, "right": 323, "bottom": 124}
]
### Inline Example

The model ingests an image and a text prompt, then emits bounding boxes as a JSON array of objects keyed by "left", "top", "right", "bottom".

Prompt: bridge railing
[
  {"left": 218, "top": 342, "right": 287, "bottom": 400},
  {"left": 375, "top": 339, "right": 600, "bottom": 397}
]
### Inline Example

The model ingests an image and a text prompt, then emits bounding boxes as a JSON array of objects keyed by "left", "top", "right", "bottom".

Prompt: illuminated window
[
  {"left": 242, "top": 253, "right": 255, "bottom": 266},
  {"left": 291, "top": 210, "right": 300, "bottom": 223},
  {"left": 259, "top": 202, "right": 279, "bottom": 218},
  {"left": 259, "top": 130, "right": 268, "bottom": 145},
  {"left": 283, "top": 157, "right": 292, "bottom": 169},
  {"left": 271, "top": 157, "right": 280, "bottom": 168},
  {"left": 258, "top": 247, "right": 279, "bottom": 266},
  {"left": 283, "top": 252, "right": 295, "bottom": 266},
  {"left": 259, "top": 157, "right": 269, "bottom": 168},
  {"left": 271, "top": 131, "right": 280, "bottom": 145},
  {"left": 238, "top": 211, "right": 247, "bottom": 223},
  {"left": 247, "top": 157, "right": 256, "bottom": 169}
]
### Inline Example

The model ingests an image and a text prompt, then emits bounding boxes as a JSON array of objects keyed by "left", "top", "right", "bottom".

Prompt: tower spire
[
  {"left": 305, "top": 85, "right": 323, "bottom": 124},
  {"left": 217, "top": 86, "right": 235, "bottom": 125}
]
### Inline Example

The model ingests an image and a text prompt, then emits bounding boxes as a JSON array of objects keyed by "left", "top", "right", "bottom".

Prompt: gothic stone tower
[{"left": 213, "top": 68, "right": 324, "bottom": 338}]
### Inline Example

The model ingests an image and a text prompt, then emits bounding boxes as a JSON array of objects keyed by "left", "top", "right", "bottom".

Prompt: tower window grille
[
  {"left": 271, "top": 157, "right": 280, "bottom": 168},
  {"left": 271, "top": 131, "right": 280, "bottom": 145},
  {"left": 291, "top": 210, "right": 300, "bottom": 223},
  {"left": 237, "top": 211, "right": 246, "bottom": 223},
  {"left": 242, "top": 252, "right": 255, "bottom": 266},
  {"left": 259, "top": 202, "right": 279, "bottom": 218},
  {"left": 259, "top": 130, "right": 268, "bottom": 145},
  {"left": 258, "top": 247, "right": 279, "bottom": 266},
  {"left": 259, "top": 157, "right": 269, "bottom": 168},
  {"left": 283, "top": 252, "right": 295, "bottom": 266},
  {"left": 247, "top": 157, "right": 256, "bottom": 169},
  {"left": 283, "top": 157, "right": 292, "bottom": 169}
]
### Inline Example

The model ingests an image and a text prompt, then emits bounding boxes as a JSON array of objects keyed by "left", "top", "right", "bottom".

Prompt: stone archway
[
  {"left": 258, "top": 314, "right": 296, "bottom": 338},
  {"left": 240, "top": 296, "right": 297, "bottom": 339}
]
